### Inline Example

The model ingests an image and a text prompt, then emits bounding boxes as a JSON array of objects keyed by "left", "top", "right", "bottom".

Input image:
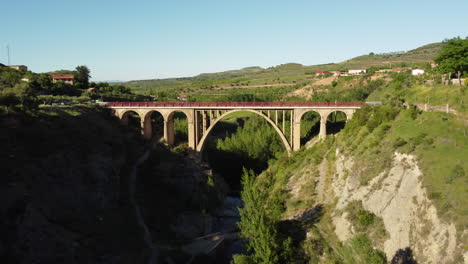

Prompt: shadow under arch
[
  {"left": 142, "top": 110, "right": 165, "bottom": 141},
  {"left": 166, "top": 110, "right": 189, "bottom": 145},
  {"left": 325, "top": 110, "right": 348, "bottom": 135},
  {"left": 196, "top": 109, "right": 292, "bottom": 155},
  {"left": 298, "top": 110, "right": 321, "bottom": 145},
  {"left": 121, "top": 110, "right": 142, "bottom": 132}
]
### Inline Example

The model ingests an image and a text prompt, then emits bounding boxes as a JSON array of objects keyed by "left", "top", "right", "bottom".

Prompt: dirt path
[{"left": 315, "top": 149, "right": 332, "bottom": 204}]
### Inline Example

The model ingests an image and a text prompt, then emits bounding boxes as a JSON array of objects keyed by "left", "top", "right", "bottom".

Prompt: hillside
[
  {"left": 233, "top": 85, "right": 467, "bottom": 263},
  {"left": 122, "top": 41, "right": 443, "bottom": 98},
  {"left": 336, "top": 42, "right": 444, "bottom": 69}
]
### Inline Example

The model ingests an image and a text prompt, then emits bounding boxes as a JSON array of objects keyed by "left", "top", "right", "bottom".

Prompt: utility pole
[{"left": 7, "top": 45, "right": 10, "bottom": 65}]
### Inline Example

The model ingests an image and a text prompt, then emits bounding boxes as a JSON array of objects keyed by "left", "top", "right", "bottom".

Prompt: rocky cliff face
[
  {"left": 327, "top": 150, "right": 462, "bottom": 263},
  {"left": 284, "top": 144, "right": 465, "bottom": 263}
]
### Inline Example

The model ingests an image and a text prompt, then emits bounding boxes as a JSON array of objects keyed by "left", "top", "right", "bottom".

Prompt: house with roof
[
  {"left": 348, "top": 69, "right": 367, "bottom": 75},
  {"left": 177, "top": 94, "right": 188, "bottom": 101},
  {"left": 52, "top": 74, "right": 74, "bottom": 85},
  {"left": 315, "top": 71, "right": 330, "bottom": 76},
  {"left": 411, "top": 69, "right": 425, "bottom": 76},
  {"left": 9, "top": 65, "right": 28, "bottom": 71}
]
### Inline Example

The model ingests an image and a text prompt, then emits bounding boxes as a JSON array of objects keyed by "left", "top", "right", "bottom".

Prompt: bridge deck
[{"left": 106, "top": 101, "right": 365, "bottom": 109}]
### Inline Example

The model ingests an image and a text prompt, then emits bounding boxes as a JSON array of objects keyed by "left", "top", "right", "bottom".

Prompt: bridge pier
[
  {"left": 187, "top": 115, "right": 196, "bottom": 150},
  {"left": 141, "top": 117, "right": 152, "bottom": 139},
  {"left": 319, "top": 117, "right": 327, "bottom": 140}
]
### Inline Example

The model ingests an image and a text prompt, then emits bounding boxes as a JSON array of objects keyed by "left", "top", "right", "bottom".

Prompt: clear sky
[{"left": 1, "top": 0, "right": 467, "bottom": 81}]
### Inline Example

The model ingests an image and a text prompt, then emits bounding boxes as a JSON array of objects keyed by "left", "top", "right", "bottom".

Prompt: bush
[
  {"left": 428, "top": 192, "right": 442, "bottom": 200},
  {"left": 349, "top": 234, "right": 387, "bottom": 264},
  {"left": 445, "top": 165, "right": 465, "bottom": 184},
  {"left": 407, "top": 105, "right": 421, "bottom": 120},
  {"left": 356, "top": 209, "right": 375, "bottom": 228},
  {"left": 346, "top": 201, "right": 377, "bottom": 231},
  {"left": 410, "top": 133, "right": 427, "bottom": 146},
  {"left": 393, "top": 137, "right": 407, "bottom": 148},
  {"left": 365, "top": 105, "right": 400, "bottom": 133},
  {"left": 232, "top": 254, "right": 253, "bottom": 264}
]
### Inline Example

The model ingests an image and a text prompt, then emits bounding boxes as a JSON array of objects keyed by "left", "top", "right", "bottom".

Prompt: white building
[
  {"left": 348, "top": 69, "right": 367, "bottom": 75},
  {"left": 411, "top": 69, "right": 425, "bottom": 76}
]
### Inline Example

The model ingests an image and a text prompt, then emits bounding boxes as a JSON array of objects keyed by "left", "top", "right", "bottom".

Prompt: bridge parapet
[{"left": 106, "top": 101, "right": 365, "bottom": 109}]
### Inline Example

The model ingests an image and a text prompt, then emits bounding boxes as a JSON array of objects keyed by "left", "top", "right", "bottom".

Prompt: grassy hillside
[
  {"left": 233, "top": 104, "right": 466, "bottom": 263},
  {"left": 337, "top": 42, "right": 443, "bottom": 68},
  {"left": 122, "top": 42, "right": 443, "bottom": 99}
]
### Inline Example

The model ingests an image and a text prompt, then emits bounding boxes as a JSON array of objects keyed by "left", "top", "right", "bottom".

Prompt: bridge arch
[
  {"left": 120, "top": 110, "right": 143, "bottom": 133},
  {"left": 120, "top": 109, "right": 143, "bottom": 122},
  {"left": 142, "top": 110, "right": 165, "bottom": 140},
  {"left": 323, "top": 109, "right": 351, "bottom": 121},
  {"left": 297, "top": 110, "right": 322, "bottom": 145},
  {"left": 164, "top": 110, "right": 190, "bottom": 145},
  {"left": 325, "top": 110, "right": 349, "bottom": 136},
  {"left": 196, "top": 109, "right": 292, "bottom": 155}
]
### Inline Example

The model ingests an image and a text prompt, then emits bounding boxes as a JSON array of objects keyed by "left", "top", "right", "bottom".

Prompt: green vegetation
[
  {"left": 2, "top": 37, "right": 467, "bottom": 263},
  {"left": 345, "top": 201, "right": 388, "bottom": 246},
  {"left": 74, "top": 65, "right": 91, "bottom": 89},
  {"left": 234, "top": 138, "right": 390, "bottom": 263},
  {"left": 206, "top": 114, "right": 284, "bottom": 189},
  {"left": 119, "top": 42, "right": 443, "bottom": 101},
  {"left": 346, "top": 234, "right": 387, "bottom": 264},
  {"left": 236, "top": 169, "right": 284, "bottom": 264},
  {"left": 0, "top": 64, "right": 150, "bottom": 116},
  {"left": 339, "top": 105, "right": 467, "bottom": 240},
  {"left": 435, "top": 37, "right": 468, "bottom": 80},
  {"left": 231, "top": 48, "right": 467, "bottom": 262}
]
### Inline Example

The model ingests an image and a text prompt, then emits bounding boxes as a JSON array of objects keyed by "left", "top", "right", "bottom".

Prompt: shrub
[
  {"left": 410, "top": 133, "right": 427, "bottom": 146},
  {"left": 366, "top": 117, "right": 381, "bottom": 132},
  {"left": 349, "top": 234, "right": 387, "bottom": 264},
  {"left": 232, "top": 254, "right": 253, "bottom": 264},
  {"left": 407, "top": 105, "right": 421, "bottom": 120},
  {"left": 445, "top": 165, "right": 465, "bottom": 184},
  {"left": 393, "top": 137, "right": 407, "bottom": 148},
  {"left": 356, "top": 209, "right": 375, "bottom": 228},
  {"left": 346, "top": 201, "right": 377, "bottom": 231},
  {"left": 428, "top": 192, "right": 442, "bottom": 200}
]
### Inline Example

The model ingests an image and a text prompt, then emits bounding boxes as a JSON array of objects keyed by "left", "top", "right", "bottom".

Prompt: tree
[
  {"left": 0, "top": 67, "right": 22, "bottom": 88},
  {"left": 0, "top": 82, "right": 38, "bottom": 112},
  {"left": 74, "top": 65, "right": 91, "bottom": 89},
  {"left": 435, "top": 37, "right": 468, "bottom": 85},
  {"left": 29, "top": 73, "right": 53, "bottom": 94},
  {"left": 237, "top": 169, "right": 281, "bottom": 264}
]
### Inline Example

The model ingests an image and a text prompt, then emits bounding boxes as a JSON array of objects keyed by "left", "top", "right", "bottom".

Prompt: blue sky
[{"left": 1, "top": 0, "right": 467, "bottom": 81}]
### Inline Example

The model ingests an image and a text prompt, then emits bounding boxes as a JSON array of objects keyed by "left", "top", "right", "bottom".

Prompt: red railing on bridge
[{"left": 105, "top": 101, "right": 365, "bottom": 108}]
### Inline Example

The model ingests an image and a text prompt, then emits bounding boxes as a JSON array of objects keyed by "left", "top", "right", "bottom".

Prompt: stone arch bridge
[{"left": 107, "top": 102, "right": 364, "bottom": 154}]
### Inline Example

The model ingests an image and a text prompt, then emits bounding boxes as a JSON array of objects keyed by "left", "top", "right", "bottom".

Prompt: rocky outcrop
[{"left": 329, "top": 150, "right": 461, "bottom": 263}]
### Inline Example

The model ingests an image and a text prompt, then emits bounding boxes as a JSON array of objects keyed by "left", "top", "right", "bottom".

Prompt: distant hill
[
  {"left": 121, "top": 41, "right": 444, "bottom": 95},
  {"left": 336, "top": 42, "right": 444, "bottom": 68}
]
